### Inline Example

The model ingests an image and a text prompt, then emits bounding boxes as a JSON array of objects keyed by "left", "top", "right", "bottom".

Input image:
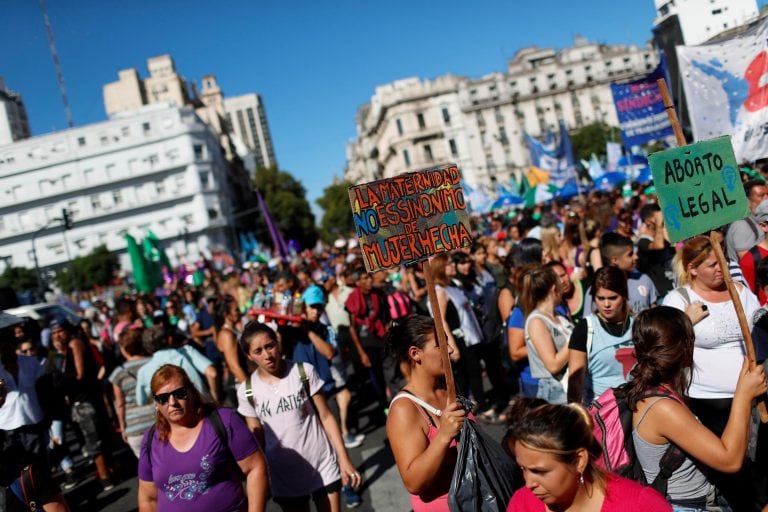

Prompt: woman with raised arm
[{"left": 386, "top": 315, "right": 467, "bottom": 511}]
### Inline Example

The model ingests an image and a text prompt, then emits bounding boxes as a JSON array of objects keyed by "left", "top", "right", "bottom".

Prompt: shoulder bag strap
[
  {"left": 585, "top": 316, "right": 595, "bottom": 356},
  {"left": 298, "top": 362, "right": 320, "bottom": 417},
  {"left": 244, "top": 374, "right": 255, "bottom": 409}
]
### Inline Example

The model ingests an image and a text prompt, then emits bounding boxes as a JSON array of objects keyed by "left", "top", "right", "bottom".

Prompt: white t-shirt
[
  {"left": 0, "top": 355, "right": 45, "bottom": 430},
  {"left": 663, "top": 284, "right": 760, "bottom": 399},
  {"left": 236, "top": 361, "right": 339, "bottom": 497}
]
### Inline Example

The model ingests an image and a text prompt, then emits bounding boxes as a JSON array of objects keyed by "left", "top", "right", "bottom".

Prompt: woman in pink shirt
[
  {"left": 386, "top": 315, "right": 467, "bottom": 511},
  {"left": 505, "top": 398, "right": 672, "bottom": 512}
]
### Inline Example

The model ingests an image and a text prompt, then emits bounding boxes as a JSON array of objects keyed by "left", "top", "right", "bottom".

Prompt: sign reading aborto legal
[
  {"left": 648, "top": 135, "right": 749, "bottom": 243},
  {"left": 348, "top": 163, "right": 472, "bottom": 273}
]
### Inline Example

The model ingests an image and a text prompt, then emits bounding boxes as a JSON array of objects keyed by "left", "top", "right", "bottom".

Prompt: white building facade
[
  {"left": 0, "top": 103, "right": 235, "bottom": 274},
  {"left": 346, "top": 38, "right": 657, "bottom": 188},
  {"left": 224, "top": 93, "right": 277, "bottom": 172},
  {"left": 654, "top": 0, "right": 759, "bottom": 45}
]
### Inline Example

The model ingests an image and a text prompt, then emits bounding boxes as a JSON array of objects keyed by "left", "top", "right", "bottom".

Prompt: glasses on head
[{"left": 153, "top": 386, "right": 188, "bottom": 405}]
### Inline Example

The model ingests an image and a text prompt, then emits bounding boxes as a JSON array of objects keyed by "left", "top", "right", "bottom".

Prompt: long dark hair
[
  {"left": 591, "top": 266, "right": 629, "bottom": 319},
  {"left": 385, "top": 315, "right": 436, "bottom": 363},
  {"left": 623, "top": 307, "right": 694, "bottom": 410}
]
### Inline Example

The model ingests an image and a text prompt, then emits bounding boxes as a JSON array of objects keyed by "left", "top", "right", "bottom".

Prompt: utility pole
[{"left": 60, "top": 208, "right": 78, "bottom": 297}]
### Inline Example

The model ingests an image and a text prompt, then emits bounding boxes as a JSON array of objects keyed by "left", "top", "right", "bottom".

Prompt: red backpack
[{"left": 589, "top": 384, "right": 686, "bottom": 495}]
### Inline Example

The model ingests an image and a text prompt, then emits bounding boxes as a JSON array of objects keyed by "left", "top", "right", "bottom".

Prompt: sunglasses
[{"left": 153, "top": 386, "right": 188, "bottom": 405}]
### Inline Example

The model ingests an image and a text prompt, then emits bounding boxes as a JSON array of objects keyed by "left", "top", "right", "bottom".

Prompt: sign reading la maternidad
[
  {"left": 348, "top": 164, "right": 472, "bottom": 273},
  {"left": 648, "top": 135, "right": 749, "bottom": 243}
]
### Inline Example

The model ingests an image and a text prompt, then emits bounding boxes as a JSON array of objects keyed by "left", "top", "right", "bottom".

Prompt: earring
[{"left": 579, "top": 473, "right": 584, "bottom": 486}]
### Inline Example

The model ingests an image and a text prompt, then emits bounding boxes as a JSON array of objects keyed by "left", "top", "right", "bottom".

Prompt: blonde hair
[
  {"left": 539, "top": 226, "right": 561, "bottom": 263},
  {"left": 673, "top": 236, "right": 713, "bottom": 286}
]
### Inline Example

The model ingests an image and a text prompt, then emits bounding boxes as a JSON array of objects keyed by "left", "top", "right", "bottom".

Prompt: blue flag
[{"left": 524, "top": 120, "right": 574, "bottom": 186}]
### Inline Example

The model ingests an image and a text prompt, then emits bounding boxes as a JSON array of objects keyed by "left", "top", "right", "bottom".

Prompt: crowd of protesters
[{"left": 2, "top": 176, "right": 768, "bottom": 511}]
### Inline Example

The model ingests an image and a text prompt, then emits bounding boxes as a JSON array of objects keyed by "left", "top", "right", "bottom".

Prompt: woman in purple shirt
[{"left": 137, "top": 364, "right": 268, "bottom": 512}]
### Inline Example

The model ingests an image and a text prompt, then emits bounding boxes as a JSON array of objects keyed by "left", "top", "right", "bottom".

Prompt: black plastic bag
[{"left": 448, "top": 413, "right": 521, "bottom": 511}]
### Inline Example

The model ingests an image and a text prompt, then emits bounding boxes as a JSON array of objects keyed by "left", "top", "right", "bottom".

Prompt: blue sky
[{"left": 2, "top": 1, "right": 760, "bottom": 218}]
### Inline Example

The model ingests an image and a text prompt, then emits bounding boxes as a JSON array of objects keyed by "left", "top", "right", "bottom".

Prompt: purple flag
[{"left": 256, "top": 189, "right": 289, "bottom": 260}]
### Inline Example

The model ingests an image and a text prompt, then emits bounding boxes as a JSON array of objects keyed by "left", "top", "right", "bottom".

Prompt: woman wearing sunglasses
[{"left": 138, "top": 364, "right": 268, "bottom": 512}]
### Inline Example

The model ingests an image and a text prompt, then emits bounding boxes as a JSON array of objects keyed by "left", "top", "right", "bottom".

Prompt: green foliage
[
  {"left": 0, "top": 266, "right": 38, "bottom": 291},
  {"left": 317, "top": 180, "right": 355, "bottom": 242},
  {"left": 570, "top": 122, "right": 617, "bottom": 162},
  {"left": 253, "top": 165, "right": 318, "bottom": 248},
  {"left": 56, "top": 245, "right": 120, "bottom": 293}
]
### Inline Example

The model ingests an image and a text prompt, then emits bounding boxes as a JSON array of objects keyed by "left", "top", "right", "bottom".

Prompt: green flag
[
  {"left": 142, "top": 231, "right": 169, "bottom": 289},
  {"left": 125, "top": 234, "right": 154, "bottom": 292}
]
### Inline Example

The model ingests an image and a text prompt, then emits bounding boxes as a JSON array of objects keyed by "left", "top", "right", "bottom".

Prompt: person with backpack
[
  {"left": 504, "top": 398, "right": 671, "bottom": 511},
  {"left": 137, "top": 364, "right": 268, "bottom": 512},
  {"left": 236, "top": 322, "right": 362, "bottom": 511},
  {"left": 664, "top": 236, "right": 764, "bottom": 510},
  {"left": 567, "top": 266, "right": 634, "bottom": 404},
  {"left": 739, "top": 199, "right": 768, "bottom": 305},
  {"left": 625, "top": 307, "right": 766, "bottom": 511}
]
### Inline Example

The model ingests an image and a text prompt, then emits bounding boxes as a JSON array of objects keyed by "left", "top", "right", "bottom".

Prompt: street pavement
[{"left": 61, "top": 403, "right": 508, "bottom": 511}]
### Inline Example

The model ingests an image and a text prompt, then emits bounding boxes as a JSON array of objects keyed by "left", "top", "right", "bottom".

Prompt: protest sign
[
  {"left": 648, "top": 135, "right": 748, "bottom": 243},
  {"left": 348, "top": 164, "right": 472, "bottom": 273},
  {"left": 610, "top": 54, "right": 674, "bottom": 147}
]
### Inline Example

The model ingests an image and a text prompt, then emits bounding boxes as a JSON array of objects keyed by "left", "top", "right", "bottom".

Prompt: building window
[
  {"left": 113, "top": 190, "right": 123, "bottom": 207},
  {"left": 476, "top": 112, "right": 486, "bottom": 127},
  {"left": 77, "top": 137, "right": 86, "bottom": 146},
  {"left": 105, "top": 163, "right": 115, "bottom": 177},
  {"left": 142, "top": 122, "right": 151, "bottom": 134},
  {"left": 144, "top": 154, "right": 159, "bottom": 167},
  {"left": 193, "top": 144, "right": 204, "bottom": 160},
  {"left": 121, "top": 126, "right": 130, "bottom": 137},
  {"left": 424, "top": 145, "right": 434, "bottom": 162},
  {"left": 499, "top": 127, "right": 509, "bottom": 146},
  {"left": 449, "top": 139, "right": 458, "bottom": 157},
  {"left": 90, "top": 195, "right": 101, "bottom": 210},
  {"left": 155, "top": 181, "right": 166, "bottom": 195},
  {"left": 442, "top": 108, "right": 450, "bottom": 125},
  {"left": 403, "top": 149, "right": 411, "bottom": 166},
  {"left": 495, "top": 106, "right": 504, "bottom": 123},
  {"left": 207, "top": 208, "right": 219, "bottom": 219},
  {"left": 396, "top": 119, "right": 403, "bottom": 135},
  {"left": 199, "top": 171, "right": 210, "bottom": 189},
  {"left": 417, "top": 113, "right": 426, "bottom": 129}
]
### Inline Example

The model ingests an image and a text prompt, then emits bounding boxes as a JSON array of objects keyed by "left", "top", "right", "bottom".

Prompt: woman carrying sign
[
  {"left": 663, "top": 236, "right": 763, "bottom": 510},
  {"left": 386, "top": 315, "right": 468, "bottom": 511}
]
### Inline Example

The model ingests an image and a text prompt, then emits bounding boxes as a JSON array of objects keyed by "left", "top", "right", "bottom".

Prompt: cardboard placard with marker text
[
  {"left": 648, "top": 135, "right": 749, "bottom": 243},
  {"left": 348, "top": 164, "right": 472, "bottom": 273}
]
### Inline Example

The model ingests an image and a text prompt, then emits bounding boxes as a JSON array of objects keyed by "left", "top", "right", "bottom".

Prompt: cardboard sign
[
  {"left": 648, "top": 136, "right": 749, "bottom": 243},
  {"left": 348, "top": 164, "right": 472, "bottom": 272}
]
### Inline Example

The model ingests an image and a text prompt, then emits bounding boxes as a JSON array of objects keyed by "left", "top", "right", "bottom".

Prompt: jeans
[{"left": 536, "top": 376, "right": 566, "bottom": 404}]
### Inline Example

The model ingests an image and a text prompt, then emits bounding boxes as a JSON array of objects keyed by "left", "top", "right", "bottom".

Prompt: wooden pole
[
  {"left": 422, "top": 258, "right": 457, "bottom": 403},
  {"left": 658, "top": 78, "right": 768, "bottom": 422}
]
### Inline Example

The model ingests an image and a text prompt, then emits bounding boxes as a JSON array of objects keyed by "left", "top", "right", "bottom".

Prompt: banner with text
[
  {"left": 610, "top": 53, "right": 674, "bottom": 147},
  {"left": 648, "top": 136, "right": 749, "bottom": 243},
  {"left": 348, "top": 164, "right": 472, "bottom": 273},
  {"left": 677, "top": 17, "right": 768, "bottom": 163}
]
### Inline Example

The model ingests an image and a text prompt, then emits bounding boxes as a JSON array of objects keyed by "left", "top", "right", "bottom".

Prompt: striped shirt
[{"left": 108, "top": 358, "right": 155, "bottom": 438}]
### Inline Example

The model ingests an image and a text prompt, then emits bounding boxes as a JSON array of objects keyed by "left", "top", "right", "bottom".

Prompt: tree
[
  {"left": 0, "top": 266, "right": 38, "bottom": 292},
  {"left": 253, "top": 165, "right": 318, "bottom": 249},
  {"left": 570, "top": 122, "right": 618, "bottom": 162},
  {"left": 317, "top": 179, "right": 355, "bottom": 242},
  {"left": 56, "top": 245, "right": 120, "bottom": 293}
]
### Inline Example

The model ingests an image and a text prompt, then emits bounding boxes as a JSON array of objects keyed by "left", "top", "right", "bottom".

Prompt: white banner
[{"left": 677, "top": 17, "right": 768, "bottom": 162}]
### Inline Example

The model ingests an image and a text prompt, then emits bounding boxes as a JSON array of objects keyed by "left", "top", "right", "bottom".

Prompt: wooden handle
[
  {"left": 708, "top": 231, "right": 768, "bottom": 422},
  {"left": 657, "top": 78, "right": 687, "bottom": 147},
  {"left": 422, "top": 259, "right": 457, "bottom": 403}
]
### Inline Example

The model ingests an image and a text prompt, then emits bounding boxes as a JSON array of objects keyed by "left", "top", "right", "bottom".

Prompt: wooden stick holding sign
[
  {"left": 655, "top": 78, "right": 768, "bottom": 422},
  {"left": 347, "top": 164, "right": 473, "bottom": 403}
]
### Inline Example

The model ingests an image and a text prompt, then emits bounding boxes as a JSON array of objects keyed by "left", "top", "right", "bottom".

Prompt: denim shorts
[{"left": 535, "top": 376, "right": 566, "bottom": 404}]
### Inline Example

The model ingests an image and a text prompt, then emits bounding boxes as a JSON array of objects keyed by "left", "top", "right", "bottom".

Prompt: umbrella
[
  {"left": 0, "top": 311, "right": 24, "bottom": 330},
  {"left": 594, "top": 172, "right": 627, "bottom": 191}
]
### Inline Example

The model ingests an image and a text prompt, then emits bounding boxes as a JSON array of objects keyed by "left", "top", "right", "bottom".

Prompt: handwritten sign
[
  {"left": 348, "top": 164, "right": 472, "bottom": 272},
  {"left": 648, "top": 135, "right": 749, "bottom": 243}
]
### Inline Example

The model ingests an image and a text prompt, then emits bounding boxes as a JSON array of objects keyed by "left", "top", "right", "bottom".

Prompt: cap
[
  {"left": 302, "top": 285, "right": 325, "bottom": 306},
  {"left": 756, "top": 199, "right": 768, "bottom": 223},
  {"left": 49, "top": 319, "right": 70, "bottom": 332}
]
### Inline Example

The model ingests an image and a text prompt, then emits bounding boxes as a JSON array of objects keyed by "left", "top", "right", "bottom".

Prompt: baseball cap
[
  {"left": 302, "top": 285, "right": 326, "bottom": 306},
  {"left": 49, "top": 319, "right": 70, "bottom": 332}
]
